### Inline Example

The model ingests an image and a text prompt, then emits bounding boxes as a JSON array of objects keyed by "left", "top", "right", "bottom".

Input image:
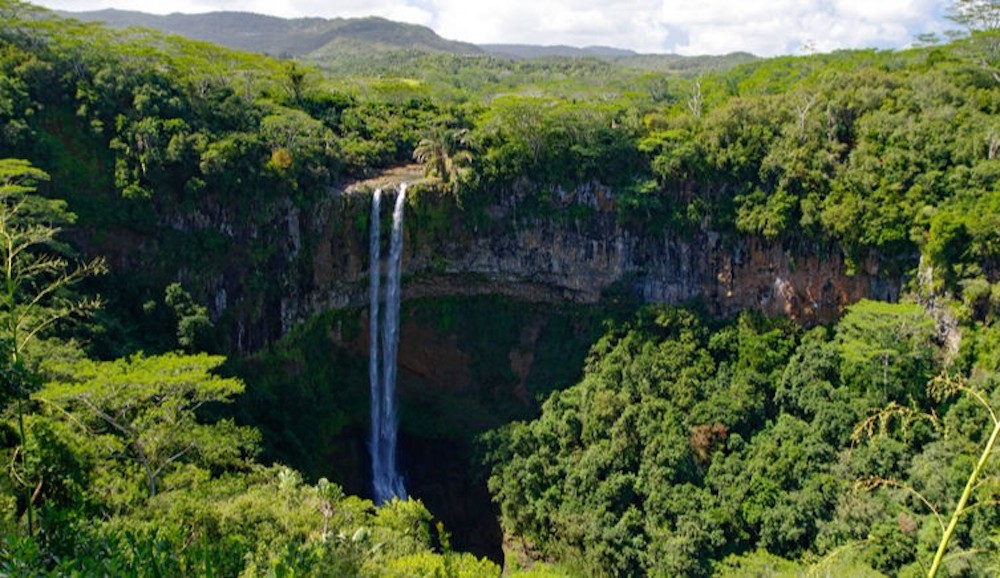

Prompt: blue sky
[{"left": 34, "top": 0, "right": 955, "bottom": 56}]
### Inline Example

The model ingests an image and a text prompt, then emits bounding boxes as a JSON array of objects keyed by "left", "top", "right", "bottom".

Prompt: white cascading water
[
  {"left": 369, "top": 184, "right": 407, "bottom": 504},
  {"left": 368, "top": 188, "right": 384, "bottom": 501}
]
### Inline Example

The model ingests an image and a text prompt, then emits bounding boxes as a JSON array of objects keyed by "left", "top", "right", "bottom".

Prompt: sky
[{"left": 32, "top": 0, "right": 955, "bottom": 57}]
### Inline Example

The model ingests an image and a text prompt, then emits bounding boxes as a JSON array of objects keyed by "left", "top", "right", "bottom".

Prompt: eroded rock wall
[{"left": 273, "top": 180, "right": 900, "bottom": 348}]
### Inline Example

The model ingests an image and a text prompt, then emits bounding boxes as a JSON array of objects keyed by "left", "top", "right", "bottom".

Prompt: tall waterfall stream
[{"left": 368, "top": 185, "right": 407, "bottom": 504}]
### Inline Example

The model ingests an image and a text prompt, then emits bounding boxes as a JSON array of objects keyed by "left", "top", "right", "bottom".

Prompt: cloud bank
[{"left": 35, "top": 0, "right": 952, "bottom": 56}]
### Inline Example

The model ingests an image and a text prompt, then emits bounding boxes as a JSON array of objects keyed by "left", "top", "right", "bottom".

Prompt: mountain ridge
[
  {"left": 58, "top": 8, "right": 755, "bottom": 67},
  {"left": 60, "top": 9, "right": 485, "bottom": 57}
]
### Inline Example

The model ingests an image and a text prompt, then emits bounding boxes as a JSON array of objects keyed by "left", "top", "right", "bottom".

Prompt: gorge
[
  {"left": 3, "top": 6, "right": 999, "bottom": 573},
  {"left": 196, "top": 173, "right": 908, "bottom": 562}
]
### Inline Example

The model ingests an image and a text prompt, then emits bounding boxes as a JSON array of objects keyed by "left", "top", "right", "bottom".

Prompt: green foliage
[
  {"left": 0, "top": 347, "right": 500, "bottom": 576},
  {"left": 226, "top": 311, "right": 367, "bottom": 481},
  {"left": 37, "top": 352, "right": 258, "bottom": 501},
  {"left": 924, "top": 190, "right": 1000, "bottom": 294},
  {"left": 485, "top": 300, "right": 1000, "bottom": 576},
  {"left": 54, "top": 464, "right": 495, "bottom": 577},
  {"left": 836, "top": 300, "right": 938, "bottom": 405},
  {"left": 714, "top": 547, "right": 887, "bottom": 577},
  {"left": 713, "top": 549, "right": 803, "bottom": 577},
  {"left": 0, "top": 157, "right": 105, "bottom": 538},
  {"left": 711, "top": 414, "right": 839, "bottom": 555},
  {"left": 0, "top": 159, "right": 106, "bottom": 369},
  {"left": 413, "top": 121, "right": 474, "bottom": 199},
  {"left": 164, "top": 282, "right": 214, "bottom": 352},
  {"left": 1, "top": 4, "right": 998, "bottom": 359},
  {"left": 484, "top": 308, "right": 811, "bottom": 577},
  {"left": 947, "top": 0, "right": 1000, "bottom": 83},
  {"left": 3, "top": 5, "right": 1000, "bottom": 577},
  {"left": 473, "top": 96, "right": 645, "bottom": 194}
]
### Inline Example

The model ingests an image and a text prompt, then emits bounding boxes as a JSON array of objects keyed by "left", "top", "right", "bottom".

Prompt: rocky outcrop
[
  {"left": 271, "top": 177, "right": 900, "bottom": 349},
  {"left": 114, "top": 169, "right": 898, "bottom": 352}
]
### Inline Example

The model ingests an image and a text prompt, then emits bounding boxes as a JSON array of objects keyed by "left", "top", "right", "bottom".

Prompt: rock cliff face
[{"left": 273, "top": 177, "right": 900, "bottom": 350}]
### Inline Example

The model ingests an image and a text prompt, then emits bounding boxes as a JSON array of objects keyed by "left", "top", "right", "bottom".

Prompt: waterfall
[
  {"left": 368, "top": 189, "right": 384, "bottom": 501},
  {"left": 369, "top": 185, "right": 407, "bottom": 504}
]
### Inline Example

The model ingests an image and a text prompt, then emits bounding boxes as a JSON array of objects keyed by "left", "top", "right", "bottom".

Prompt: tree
[
  {"left": 687, "top": 78, "right": 704, "bottom": 120},
  {"left": 948, "top": 0, "right": 1000, "bottom": 82},
  {"left": 0, "top": 158, "right": 105, "bottom": 534},
  {"left": 259, "top": 108, "right": 333, "bottom": 172},
  {"left": 37, "top": 352, "right": 259, "bottom": 501},
  {"left": 412, "top": 123, "right": 473, "bottom": 197},
  {"left": 949, "top": 0, "right": 1000, "bottom": 33},
  {"left": 164, "top": 282, "right": 212, "bottom": 352},
  {"left": 0, "top": 159, "right": 105, "bottom": 381},
  {"left": 836, "top": 300, "right": 938, "bottom": 405}
]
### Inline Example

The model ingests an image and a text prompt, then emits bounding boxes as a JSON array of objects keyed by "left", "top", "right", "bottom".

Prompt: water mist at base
[{"left": 368, "top": 185, "right": 407, "bottom": 504}]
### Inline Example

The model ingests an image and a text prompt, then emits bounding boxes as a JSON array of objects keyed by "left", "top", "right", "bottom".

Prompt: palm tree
[{"left": 412, "top": 124, "right": 473, "bottom": 197}]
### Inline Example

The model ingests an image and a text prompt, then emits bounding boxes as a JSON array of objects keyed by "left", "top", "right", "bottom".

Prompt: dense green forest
[{"left": 2, "top": 0, "right": 1000, "bottom": 575}]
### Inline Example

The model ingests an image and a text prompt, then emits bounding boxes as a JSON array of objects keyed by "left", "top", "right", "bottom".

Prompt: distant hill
[
  {"left": 617, "top": 51, "right": 759, "bottom": 72},
  {"left": 480, "top": 44, "right": 638, "bottom": 59},
  {"left": 61, "top": 9, "right": 484, "bottom": 57},
  {"left": 479, "top": 43, "right": 757, "bottom": 72},
  {"left": 60, "top": 9, "right": 756, "bottom": 73}
]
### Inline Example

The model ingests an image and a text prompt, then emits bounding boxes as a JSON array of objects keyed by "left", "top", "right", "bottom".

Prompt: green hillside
[
  {"left": 62, "top": 9, "right": 484, "bottom": 57},
  {"left": 62, "top": 7, "right": 756, "bottom": 79},
  {"left": 1, "top": 0, "right": 999, "bottom": 576}
]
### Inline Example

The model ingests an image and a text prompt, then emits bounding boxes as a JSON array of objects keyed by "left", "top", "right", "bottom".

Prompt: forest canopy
[{"left": 0, "top": 0, "right": 999, "bottom": 575}]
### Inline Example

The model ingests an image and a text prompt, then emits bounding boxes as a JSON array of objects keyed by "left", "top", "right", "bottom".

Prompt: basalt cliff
[{"left": 201, "top": 171, "right": 901, "bottom": 354}]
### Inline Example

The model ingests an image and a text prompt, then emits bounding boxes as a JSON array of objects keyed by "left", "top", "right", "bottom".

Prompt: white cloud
[
  {"left": 658, "top": 0, "right": 943, "bottom": 55},
  {"left": 662, "top": 0, "right": 812, "bottom": 26},
  {"left": 425, "top": 0, "right": 945, "bottom": 55},
  {"left": 833, "top": 0, "right": 925, "bottom": 21},
  {"left": 33, "top": 0, "right": 950, "bottom": 55},
  {"left": 430, "top": 0, "right": 672, "bottom": 52}
]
